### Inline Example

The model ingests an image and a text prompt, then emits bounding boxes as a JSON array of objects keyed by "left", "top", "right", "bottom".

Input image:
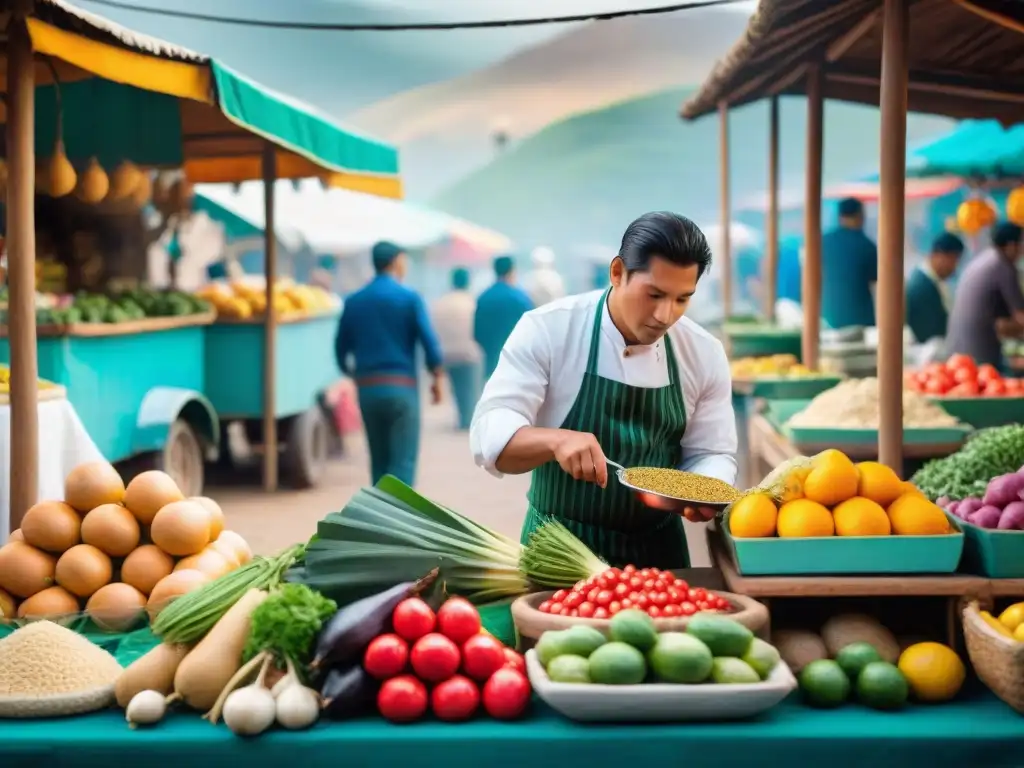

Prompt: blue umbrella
[{"left": 906, "top": 120, "right": 1024, "bottom": 178}]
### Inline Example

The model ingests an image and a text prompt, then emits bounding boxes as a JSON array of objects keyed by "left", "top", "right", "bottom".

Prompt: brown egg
[{"left": 80, "top": 504, "right": 141, "bottom": 557}]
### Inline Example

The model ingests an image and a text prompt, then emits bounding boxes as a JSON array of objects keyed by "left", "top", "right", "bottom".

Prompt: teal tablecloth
[{"left": 0, "top": 689, "right": 1021, "bottom": 768}]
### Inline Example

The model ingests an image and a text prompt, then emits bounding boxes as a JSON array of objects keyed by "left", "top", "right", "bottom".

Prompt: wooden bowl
[{"left": 511, "top": 589, "right": 770, "bottom": 648}]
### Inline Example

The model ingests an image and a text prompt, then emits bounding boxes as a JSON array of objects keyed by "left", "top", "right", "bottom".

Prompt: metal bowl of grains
[{"left": 615, "top": 465, "right": 741, "bottom": 514}]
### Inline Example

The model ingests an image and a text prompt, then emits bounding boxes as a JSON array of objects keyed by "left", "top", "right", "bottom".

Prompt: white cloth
[
  {"left": 523, "top": 268, "right": 566, "bottom": 308},
  {"left": 431, "top": 290, "right": 482, "bottom": 364},
  {"left": 0, "top": 398, "right": 104, "bottom": 539},
  {"left": 470, "top": 290, "right": 738, "bottom": 483}
]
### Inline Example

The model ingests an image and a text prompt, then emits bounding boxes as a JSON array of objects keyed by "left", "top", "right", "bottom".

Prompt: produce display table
[{"left": 1, "top": 690, "right": 1019, "bottom": 768}]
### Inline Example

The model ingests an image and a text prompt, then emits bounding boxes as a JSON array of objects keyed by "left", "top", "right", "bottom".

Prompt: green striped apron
[{"left": 520, "top": 289, "right": 689, "bottom": 569}]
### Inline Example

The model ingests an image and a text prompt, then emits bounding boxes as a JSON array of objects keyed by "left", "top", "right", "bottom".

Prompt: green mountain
[{"left": 432, "top": 88, "right": 953, "bottom": 258}]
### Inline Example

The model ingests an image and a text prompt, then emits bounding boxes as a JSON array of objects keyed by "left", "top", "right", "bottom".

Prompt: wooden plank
[
  {"left": 987, "top": 579, "right": 1024, "bottom": 597},
  {"left": 0, "top": 311, "right": 216, "bottom": 339},
  {"left": 709, "top": 534, "right": 988, "bottom": 598},
  {"left": 213, "top": 309, "right": 340, "bottom": 327}
]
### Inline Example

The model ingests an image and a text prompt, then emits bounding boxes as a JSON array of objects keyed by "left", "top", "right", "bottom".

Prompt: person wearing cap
[
  {"left": 432, "top": 267, "right": 482, "bottom": 430},
  {"left": 821, "top": 197, "right": 878, "bottom": 329},
  {"left": 335, "top": 241, "right": 444, "bottom": 486},
  {"left": 947, "top": 222, "right": 1024, "bottom": 368},
  {"left": 470, "top": 212, "right": 737, "bottom": 569},
  {"left": 905, "top": 233, "right": 965, "bottom": 345},
  {"left": 474, "top": 255, "right": 534, "bottom": 379}
]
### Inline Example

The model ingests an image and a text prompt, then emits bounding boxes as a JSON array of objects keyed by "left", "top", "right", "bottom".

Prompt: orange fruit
[
  {"left": 886, "top": 494, "right": 950, "bottom": 535},
  {"left": 803, "top": 450, "right": 859, "bottom": 506},
  {"left": 900, "top": 481, "right": 925, "bottom": 497},
  {"left": 729, "top": 493, "right": 778, "bottom": 538},
  {"left": 777, "top": 499, "right": 835, "bottom": 538},
  {"left": 855, "top": 462, "right": 904, "bottom": 507},
  {"left": 833, "top": 497, "right": 892, "bottom": 536}
]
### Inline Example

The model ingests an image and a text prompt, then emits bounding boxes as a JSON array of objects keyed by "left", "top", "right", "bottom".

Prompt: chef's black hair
[{"left": 618, "top": 211, "right": 712, "bottom": 278}]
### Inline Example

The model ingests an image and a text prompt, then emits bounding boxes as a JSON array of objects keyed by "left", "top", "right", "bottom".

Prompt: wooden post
[
  {"left": 877, "top": 0, "right": 909, "bottom": 473},
  {"left": 718, "top": 101, "right": 732, "bottom": 321},
  {"left": 261, "top": 144, "right": 278, "bottom": 492},
  {"left": 802, "top": 66, "right": 824, "bottom": 371},
  {"left": 765, "top": 96, "right": 780, "bottom": 322},
  {"left": 7, "top": 11, "right": 38, "bottom": 532}
]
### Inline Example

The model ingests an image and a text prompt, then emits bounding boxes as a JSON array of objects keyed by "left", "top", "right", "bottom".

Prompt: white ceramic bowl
[{"left": 526, "top": 649, "right": 796, "bottom": 723}]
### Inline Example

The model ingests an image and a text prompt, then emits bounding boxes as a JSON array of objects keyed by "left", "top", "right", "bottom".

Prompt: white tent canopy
[{"left": 196, "top": 180, "right": 509, "bottom": 257}]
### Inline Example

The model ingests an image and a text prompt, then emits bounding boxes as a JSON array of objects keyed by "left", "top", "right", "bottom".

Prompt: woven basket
[{"left": 962, "top": 601, "right": 1024, "bottom": 713}]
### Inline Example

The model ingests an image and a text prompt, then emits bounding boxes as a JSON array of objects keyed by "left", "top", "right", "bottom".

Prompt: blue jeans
[
  {"left": 357, "top": 384, "right": 420, "bottom": 486},
  {"left": 446, "top": 362, "right": 481, "bottom": 430}
]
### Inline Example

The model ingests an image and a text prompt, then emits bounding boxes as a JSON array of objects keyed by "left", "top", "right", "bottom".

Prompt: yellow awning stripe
[
  {"left": 185, "top": 155, "right": 404, "bottom": 199},
  {"left": 26, "top": 19, "right": 213, "bottom": 104}
]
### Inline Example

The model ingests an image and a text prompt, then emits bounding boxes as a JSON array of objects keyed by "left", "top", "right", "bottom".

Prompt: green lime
[
  {"left": 835, "top": 642, "right": 883, "bottom": 680},
  {"left": 547, "top": 654, "right": 591, "bottom": 683},
  {"left": 588, "top": 641, "right": 647, "bottom": 685},
  {"left": 799, "top": 659, "right": 851, "bottom": 708},
  {"left": 710, "top": 657, "right": 760, "bottom": 684},
  {"left": 648, "top": 632, "right": 713, "bottom": 683},
  {"left": 562, "top": 625, "right": 607, "bottom": 658},
  {"left": 536, "top": 630, "right": 570, "bottom": 668},
  {"left": 742, "top": 637, "right": 782, "bottom": 680},
  {"left": 686, "top": 614, "right": 754, "bottom": 657},
  {"left": 856, "top": 661, "right": 909, "bottom": 710},
  {"left": 609, "top": 609, "right": 659, "bottom": 652}
]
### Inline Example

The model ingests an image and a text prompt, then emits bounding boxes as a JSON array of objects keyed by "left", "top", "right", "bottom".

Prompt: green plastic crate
[
  {"left": 732, "top": 376, "right": 842, "bottom": 400},
  {"left": 959, "top": 518, "right": 1024, "bottom": 578},
  {"left": 722, "top": 509, "right": 965, "bottom": 576},
  {"left": 763, "top": 398, "right": 812, "bottom": 431},
  {"left": 784, "top": 424, "right": 972, "bottom": 450},
  {"left": 929, "top": 396, "right": 1024, "bottom": 430}
]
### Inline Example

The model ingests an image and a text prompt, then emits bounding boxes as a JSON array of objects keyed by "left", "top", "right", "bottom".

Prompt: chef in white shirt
[{"left": 470, "top": 212, "right": 737, "bottom": 568}]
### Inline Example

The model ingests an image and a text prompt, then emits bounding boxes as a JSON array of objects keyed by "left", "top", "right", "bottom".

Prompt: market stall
[{"left": 0, "top": 0, "right": 402, "bottom": 528}]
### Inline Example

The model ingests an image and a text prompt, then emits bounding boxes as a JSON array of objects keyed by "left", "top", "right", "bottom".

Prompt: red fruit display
[
  {"left": 436, "top": 597, "right": 482, "bottom": 643},
  {"left": 482, "top": 668, "right": 531, "bottom": 720},
  {"left": 431, "top": 674, "right": 480, "bottom": 722},
  {"left": 462, "top": 634, "right": 507, "bottom": 682},
  {"left": 377, "top": 675, "right": 428, "bottom": 723},
  {"left": 363, "top": 633, "right": 409, "bottom": 680},
  {"left": 392, "top": 597, "right": 436, "bottom": 641},
  {"left": 410, "top": 632, "right": 461, "bottom": 682}
]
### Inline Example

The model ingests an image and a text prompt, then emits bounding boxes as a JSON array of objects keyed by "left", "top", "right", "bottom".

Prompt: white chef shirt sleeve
[
  {"left": 470, "top": 312, "right": 551, "bottom": 477},
  {"left": 678, "top": 338, "right": 738, "bottom": 486}
]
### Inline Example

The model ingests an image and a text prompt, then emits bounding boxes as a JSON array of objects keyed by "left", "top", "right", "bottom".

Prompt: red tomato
[
  {"left": 978, "top": 364, "right": 1001, "bottom": 383},
  {"left": 593, "top": 607, "right": 609, "bottom": 619},
  {"left": 606, "top": 567, "right": 623, "bottom": 581},
  {"left": 647, "top": 605, "right": 662, "bottom": 618},
  {"left": 951, "top": 366, "right": 976, "bottom": 384},
  {"left": 378, "top": 675, "right": 428, "bottom": 723},
  {"left": 587, "top": 587, "right": 601, "bottom": 603},
  {"left": 560, "top": 608, "right": 572, "bottom": 616},
  {"left": 673, "top": 578, "right": 689, "bottom": 591},
  {"left": 948, "top": 382, "right": 979, "bottom": 398},
  {"left": 666, "top": 587, "right": 682, "bottom": 603},
  {"left": 410, "top": 633, "right": 461, "bottom": 682},
  {"left": 653, "top": 579, "right": 668, "bottom": 592},
  {"left": 482, "top": 668, "right": 531, "bottom": 720},
  {"left": 538, "top": 600, "right": 552, "bottom": 613},
  {"left": 697, "top": 600, "right": 710, "bottom": 611},
  {"left": 662, "top": 604, "right": 681, "bottom": 617},
  {"left": 643, "top": 579, "right": 657, "bottom": 591},
  {"left": 364, "top": 633, "right": 409, "bottom": 680},
  {"left": 503, "top": 647, "right": 526, "bottom": 674},
  {"left": 925, "top": 377, "right": 950, "bottom": 395},
  {"left": 633, "top": 594, "right": 650, "bottom": 609},
  {"left": 680, "top": 601, "right": 697, "bottom": 616},
  {"left": 392, "top": 598, "right": 436, "bottom": 642},
  {"left": 690, "top": 587, "right": 708, "bottom": 602},
  {"left": 715, "top": 597, "right": 731, "bottom": 610},
  {"left": 623, "top": 564, "right": 637, "bottom": 574},
  {"left": 651, "top": 592, "right": 669, "bottom": 607},
  {"left": 578, "top": 601, "right": 596, "bottom": 618},
  {"left": 564, "top": 592, "right": 583, "bottom": 609},
  {"left": 947, "top": 353, "right": 976, "bottom": 372},
  {"left": 437, "top": 598, "right": 482, "bottom": 644},
  {"left": 639, "top": 568, "right": 655, "bottom": 578},
  {"left": 613, "top": 583, "right": 630, "bottom": 598},
  {"left": 552, "top": 589, "right": 568, "bottom": 602},
  {"left": 596, "top": 590, "right": 613, "bottom": 607},
  {"left": 463, "top": 634, "right": 507, "bottom": 682},
  {"left": 985, "top": 380, "right": 1008, "bottom": 396},
  {"left": 628, "top": 576, "right": 644, "bottom": 590},
  {"left": 620, "top": 599, "right": 633, "bottom": 610},
  {"left": 547, "top": 601, "right": 564, "bottom": 614},
  {"left": 608, "top": 600, "right": 622, "bottom": 614},
  {"left": 431, "top": 674, "right": 480, "bottom": 721},
  {"left": 573, "top": 579, "right": 587, "bottom": 591}
]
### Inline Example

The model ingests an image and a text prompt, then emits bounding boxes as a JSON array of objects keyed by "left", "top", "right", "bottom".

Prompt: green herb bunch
[{"left": 243, "top": 583, "right": 337, "bottom": 674}]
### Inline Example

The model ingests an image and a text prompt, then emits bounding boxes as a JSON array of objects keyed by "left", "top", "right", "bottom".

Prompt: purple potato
[
  {"left": 998, "top": 501, "right": 1024, "bottom": 531},
  {"left": 983, "top": 473, "right": 1024, "bottom": 509},
  {"left": 959, "top": 498, "right": 984, "bottom": 518},
  {"left": 970, "top": 505, "right": 1003, "bottom": 529},
  {"left": 937, "top": 496, "right": 951, "bottom": 510},
  {"left": 947, "top": 500, "right": 962, "bottom": 518}
]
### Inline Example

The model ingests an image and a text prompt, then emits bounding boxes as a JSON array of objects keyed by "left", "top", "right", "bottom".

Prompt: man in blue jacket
[
  {"left": 821, "top": 198, "right": 878, "bottom": 329},
  {"left": 905, "top": 232, "right": 964, "bottom": 344},
  {"left": 335, "top": 241, "right": 444, "bottom": 486},
  {"left": 474, "top": 255, "right": 534, "bottom": 379}
]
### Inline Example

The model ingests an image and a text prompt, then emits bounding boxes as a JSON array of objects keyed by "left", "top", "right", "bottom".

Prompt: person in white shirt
[
  {"left": 470, "top": 212, "right": 737, "bottom": 569},
  {"left": 523, "top": 246, "right": 567, "bottom": 307},
  {"left": 432, "top": 267, "right": 482, "bottom": 430}
]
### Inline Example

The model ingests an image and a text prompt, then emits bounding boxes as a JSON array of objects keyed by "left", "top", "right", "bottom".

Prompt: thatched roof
[{"left": 681, "top": 0, "right": 1024, "bottom": 123}]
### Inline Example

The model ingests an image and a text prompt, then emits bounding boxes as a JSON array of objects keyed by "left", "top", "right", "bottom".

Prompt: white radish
[
  {"left": 222, "top": 684, "right": 277, "bottom": 736},
  {"left": 274, "top": 683, "right": 320, "bottom": 730},
  {"left": 126, "top": 690, "right": 168, "bottom": 728}
]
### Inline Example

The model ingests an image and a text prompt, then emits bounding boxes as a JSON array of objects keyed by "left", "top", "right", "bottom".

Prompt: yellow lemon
[
  {"left": 803, "top": 450, "right": 859, "bottom": 506},
  {"left": 729, "top": 493, "right": 778, "bottom": 538},
  {"left": 1014, "top": 623, "right": 1024, "bottom": 642},
  {"left": 887, "top": 494, "right": 950, "bottom": 535},
  {"left": 998, "top": 602, "right": 1024, "bottom": 632},
  {"left": 777, "top": 499, "right": 834, "bottom": 538},
  {"left": 833, "top": 497, "right": 892, "bottom": 536},
  {"left": 981, "top": 610, "right": 1015, "bottom": 638},
  {"left": 897, "top": 642, "right": 965, "bottom": 702},
  {"left": 856, "top": 462, "right": 904, "bottom": 507}
]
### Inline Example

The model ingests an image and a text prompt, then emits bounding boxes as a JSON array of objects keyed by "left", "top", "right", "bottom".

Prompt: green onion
[
  {"left": 519, "top": 518, "right": 607, "bottom": 588},
  {"left": 153, "top": 543, "right": 304, "bottom": 644}
]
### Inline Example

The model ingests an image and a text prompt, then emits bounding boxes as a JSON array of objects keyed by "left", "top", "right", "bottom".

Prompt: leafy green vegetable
[
  {"left": 243, "top": 583, "right": 336, "bottom": 673},
  {"left": 911, "top": 424, "right": 1024, "bottom": 501}
]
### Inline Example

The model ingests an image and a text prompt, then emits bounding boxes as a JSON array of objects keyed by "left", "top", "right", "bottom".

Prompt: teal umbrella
[{"left": 906, "top": 120, "right": 1024, "bottom": 178}]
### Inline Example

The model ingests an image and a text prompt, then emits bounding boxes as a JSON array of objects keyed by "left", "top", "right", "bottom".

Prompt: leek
[{"left": 519, "top": 518, "right": 607, "bottom": 588}]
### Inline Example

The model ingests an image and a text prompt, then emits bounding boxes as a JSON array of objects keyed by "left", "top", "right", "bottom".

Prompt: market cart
[{"left": 204, "top": 312, "right": 340, "bottom": 488}]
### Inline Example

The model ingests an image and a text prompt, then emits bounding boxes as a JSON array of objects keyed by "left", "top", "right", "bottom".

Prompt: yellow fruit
[
  {"left": 998, "top": 602, "right": 1024, "bottom": 632},
  {"left": 887, "top": 494, "right": 950, "bottom": 536},
  {"left": 1014, "top": 624, "right": 1024, "bottom": 642},
  {"left": 900, "top": 481, "right": 925, "bottom": 497},
  {"left": 729, "top": 493, "right": 778, "bottom": 538},
  {"left": 856, "top": 462, "right": 904, "bottom": 507},
  {"left": 833, "top": 497, "right": 891, "bottom": 536},
  {"left": 980, "top": 610, "right": 1014, "bottom": 638},
  {"left": 803, "top": 450, "right": 859, "bottom": 506},
  {"left": 897, "top": 642, "right": 965, "bottom": 702},
  {"left": 777, "top": 499, "right": 834, "bottom": 538},
  {"left": 778, "top": 466, "right": 810, "bottom": 504}
]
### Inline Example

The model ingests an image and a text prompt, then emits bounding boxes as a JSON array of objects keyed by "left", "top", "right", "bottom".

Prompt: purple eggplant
[
  {"left": 310, "top": 568, "right": 438, "bottom": 670},
  {"left": 320, "top": 664, "right": 377, "bottom": 720}
]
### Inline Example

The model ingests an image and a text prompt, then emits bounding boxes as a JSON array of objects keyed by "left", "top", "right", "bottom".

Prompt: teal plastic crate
[
  {"left": 929, "top": 396, "right": 1024, "bottom": 430},
  {"left": 784, "top": 423, "right": 972, "bottom": 449},
  {"left": 733, "top": 376, "right": 842, "bottom": 400},
  {"left": 722, "top": 509, "right": 965, "bottom": 576},
  {"left": 959, "top": 518, "right": 1024, "bottom": 578}
]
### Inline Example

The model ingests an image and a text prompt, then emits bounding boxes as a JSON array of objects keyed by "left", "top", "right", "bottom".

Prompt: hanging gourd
[
  {"left": 129, "top": 171, "right": 153, "bottom": 209},
  {"left": 48, "top": 143, "right": 77, "bottom": 198},
  {"left": 76, "top": 157, "right": 109, "bottom": 204},
  {"left": 108, "top": 160, "right": 142, "bottom": 201},
  {"left": 956, "top": 198, "right": 998, "bottom": 235},
  {"left": 1007, "top": 187, "right": 1024, "bottom": 226}
]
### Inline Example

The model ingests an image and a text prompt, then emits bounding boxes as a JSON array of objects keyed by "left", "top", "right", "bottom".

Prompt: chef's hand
[
  {"left": 682, "top": 506, "right": 718, "bottom": 523},
  {"left": 552, "top": 430, "right": 608, "bottom": 488},
  {"left": 430, "top": 370, "right": 444, "bottom": 405}
]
